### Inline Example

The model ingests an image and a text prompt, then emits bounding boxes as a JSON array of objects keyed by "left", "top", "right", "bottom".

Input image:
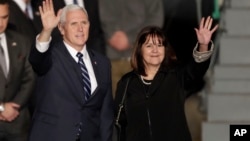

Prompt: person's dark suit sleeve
[
  {"left": 100, "top": 60, "right": 114, "bottom": 141},
  {"left": 29, "top": 43, "right": 52, "bottom": 75}
]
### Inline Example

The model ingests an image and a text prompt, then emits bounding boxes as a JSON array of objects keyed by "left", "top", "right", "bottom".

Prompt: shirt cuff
[
  {"left": 193, "top": 41, "right": 214, "bottom": 63},
  {"left": 36, "top": 35, "right": 52, "bottom": 53}
]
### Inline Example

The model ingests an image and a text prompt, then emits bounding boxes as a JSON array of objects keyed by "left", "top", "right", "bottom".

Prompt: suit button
[{"left": 5, "top": 84, "right": 8, "bottom": 88}]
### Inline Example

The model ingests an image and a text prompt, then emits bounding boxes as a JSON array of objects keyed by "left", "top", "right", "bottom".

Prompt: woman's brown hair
[{"left": 130, "top": 26, "right": 177, "bottom": 76}]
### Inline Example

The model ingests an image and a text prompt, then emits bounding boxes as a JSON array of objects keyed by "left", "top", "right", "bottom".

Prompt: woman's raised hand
[{"left": 195, "top": 16, "right": 218, "bottom": 45}]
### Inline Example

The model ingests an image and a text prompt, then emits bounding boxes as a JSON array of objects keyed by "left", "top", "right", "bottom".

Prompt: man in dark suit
[
  {"left": 35, "top": 0, "right": 106, "bottom": 55},
  {"left": 7, "top": 0, "right": 43, "bottom": 115},
  {"left": 7, "top": 0, "right": 42, "bottom": 43},
  {"left": 28, "top": 0, "right": 113, "bottom": 141},
  {"left": 0, "top": 0, "right": 36, "bottom": 141}
]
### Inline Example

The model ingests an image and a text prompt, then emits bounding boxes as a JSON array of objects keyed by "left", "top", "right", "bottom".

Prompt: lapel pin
[{"left": 12, "top": 42, "right": 17, "bottom": 46}]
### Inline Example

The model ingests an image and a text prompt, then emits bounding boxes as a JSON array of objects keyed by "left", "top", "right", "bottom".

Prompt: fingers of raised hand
[
  {"left": 200, "top": 16, "right": 213, "bottom": 30},
  {"left": 39, "top": 0, "right": 54, "bottom": 14},
  {"left": 211, "top": 24, "right": 219, "bottom": 34},
  {"left": 205, "top": 17, "right": 210, "bottom": 29},
  {"left": 47, "top": 0, "right": 54, "bottom": 12}
]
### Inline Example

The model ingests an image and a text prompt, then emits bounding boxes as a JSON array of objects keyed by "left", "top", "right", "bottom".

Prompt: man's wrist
[{"left": 0, "top": 103, "right": 5, "bottom": 112}]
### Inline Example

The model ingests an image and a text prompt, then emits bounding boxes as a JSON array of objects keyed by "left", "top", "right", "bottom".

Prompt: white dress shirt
[
  {"left": 0, "top": 33, "right": 10, "bottom": 74},
  {"left": 64, "top": 0, "right": 85, "bottom": 8}
]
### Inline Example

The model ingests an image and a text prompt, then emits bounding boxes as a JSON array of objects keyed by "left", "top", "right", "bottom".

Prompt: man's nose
[{"left": 77, "top": 24, "right": 83, "bottom": 31}]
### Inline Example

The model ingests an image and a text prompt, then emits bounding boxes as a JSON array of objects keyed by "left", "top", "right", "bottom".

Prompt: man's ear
[{"left": 58, "top": 23, "right": 64, "bottom": 35}]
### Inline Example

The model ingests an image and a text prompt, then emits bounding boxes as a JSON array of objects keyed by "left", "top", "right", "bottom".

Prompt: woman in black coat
[{"left": 114, "top": 17, "right": 218, "bottom": 141}]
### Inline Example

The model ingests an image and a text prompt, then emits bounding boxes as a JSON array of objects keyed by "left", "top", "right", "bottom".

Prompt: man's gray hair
[{"left": 59, "top": 4, "right": 88, "bottom": 24}]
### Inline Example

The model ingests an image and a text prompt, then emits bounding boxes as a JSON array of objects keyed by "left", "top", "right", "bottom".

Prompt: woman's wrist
[{"left": 199, "top": 43, "right": 208, "bottom": 46}]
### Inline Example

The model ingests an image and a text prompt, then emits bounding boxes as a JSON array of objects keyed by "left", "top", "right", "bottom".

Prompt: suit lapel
[
  {"left": 5, "top": 32, "right": 19, "bottom": 82},
  {"left": 58, "top": 43, "right": 101, "bottom": 104},
  {"left": 58, "top": 42, "right": 86, "bottom": 104},
  {"left": 87, "top": 50, "right": 100, "bottom": 99}
]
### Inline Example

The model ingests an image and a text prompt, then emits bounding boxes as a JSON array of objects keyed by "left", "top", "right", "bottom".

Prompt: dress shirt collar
[
  {"left": 64, "top": 0, "right": 85, "bottom": 8},
  {"left": 13, "top": 0, "right": 33, "bottom": 19},
  {"left": 0, "top": 33, "right": 5, "bottom": 39},
  {"left": 0, "top": 33, "right": 7, "bottom": 50},
  {"left": 63, "top": 41, "right": 88, "bottom": 62},
  {"left": 63, "top": 41, "right": 98, "bottom": 93},
  {"left": 13, "top": 0, "right": 26, "bottom": 12}
]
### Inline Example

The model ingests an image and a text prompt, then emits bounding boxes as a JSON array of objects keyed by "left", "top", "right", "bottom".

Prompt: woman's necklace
[{"left": 140, "top": 75, "right": 152, "bottom": 85}]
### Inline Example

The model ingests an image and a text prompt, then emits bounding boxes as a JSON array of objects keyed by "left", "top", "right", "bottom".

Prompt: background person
[
  {"left": 0, "top": 0, "right": 36, "bottom": 141},
  {"left": 99, "top": 0, "right": 164, "bottom": 96},
  {"left": 8, "top": 0, "right": 42, "bottom": 43}
]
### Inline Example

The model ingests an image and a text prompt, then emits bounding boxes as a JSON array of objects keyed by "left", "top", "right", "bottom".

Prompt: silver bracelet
[{"left": 193, "top": 41, "right": 214, "bottom": 63}]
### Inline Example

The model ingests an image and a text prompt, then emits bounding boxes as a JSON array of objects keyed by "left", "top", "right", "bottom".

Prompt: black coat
[{"left": 115, "top": 58, "right": 210, "bottom": 141}]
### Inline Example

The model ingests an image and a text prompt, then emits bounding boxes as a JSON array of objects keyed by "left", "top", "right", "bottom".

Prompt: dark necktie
[
  {"left": 0, "top": 38, "right": 7, "bottom": 77},
  {"left": 76, "top": 52, "right": 91, "bottom": 100},
  {"left": 73, "top": 0, "right": 78, "bottom": 4},
  {"left": 25, "top": 5, "right": 30, "bottom": 19}
]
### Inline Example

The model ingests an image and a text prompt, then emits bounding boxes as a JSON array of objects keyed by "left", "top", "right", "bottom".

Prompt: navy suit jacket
[{"left": 28, "top": 41, "right": 114, "bottom": 141}]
